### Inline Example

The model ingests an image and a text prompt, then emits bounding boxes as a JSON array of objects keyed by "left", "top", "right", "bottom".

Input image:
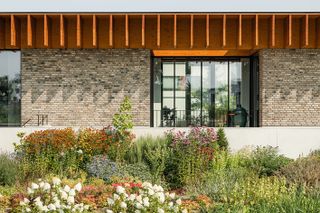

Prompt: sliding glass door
[{"left": 152, "top": 58, "right": 254, "bottom": 127}]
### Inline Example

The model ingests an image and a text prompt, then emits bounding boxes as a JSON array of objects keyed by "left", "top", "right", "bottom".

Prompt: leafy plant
[
  {"left": 244, "top": 146, "right": 292, "bottom": 177},
  {"left": 122, "top": 163, "right": 153, "bottom": 182},
  {"left": 0, "top": 153, "right": 19, "bottom": 186},
  {"left": 277, "top": 155, "right": 320, "bottom": 189},
  {"left": 216, "top": 128, "right": 228, "bottom": 150}
]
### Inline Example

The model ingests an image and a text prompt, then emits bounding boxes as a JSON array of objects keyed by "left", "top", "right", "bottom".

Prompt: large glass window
[
  {"left": 152, "top": 58, "right": 255, "bottom": 127},
  {"left": 0, "top": 51, "right": 21, "bottom": 126}
]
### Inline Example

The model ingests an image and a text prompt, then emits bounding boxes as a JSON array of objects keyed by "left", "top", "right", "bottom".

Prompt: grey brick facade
[
  {"left": 21, "top": 49, "right": 151, "bottom": 127},
  {"left": 259, "top": 49, "right": 320, "bottom": 126}
]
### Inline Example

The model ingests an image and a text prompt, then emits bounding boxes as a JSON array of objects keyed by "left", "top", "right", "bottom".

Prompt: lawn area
[{"left": 0, "top": 98, "right": 320, "bottom": 212}]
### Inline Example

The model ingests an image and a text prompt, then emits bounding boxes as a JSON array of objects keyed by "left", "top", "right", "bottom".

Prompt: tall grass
[{"left": 0, "top": 153, "right": 19, "bottom": 186}]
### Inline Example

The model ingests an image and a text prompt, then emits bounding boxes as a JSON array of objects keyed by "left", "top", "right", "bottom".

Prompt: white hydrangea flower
[
  {"left": 31, "top": 183, "right": 39, "bottom": 190},
  {"left": 128, "top": 194, "right": 136, "bottom": 201},
  {"left": 27, "top": 187, "right": 34, "bottom": 195},
  {"left": 61, "top": 191, "right": 68, "bottom": 200},
  {"left": 158, "top": 208, "right": 165, "bottom": 213},
  {"left": 113, "top": 193, "right": 120, "bottom": 200},
  {"left": 169, "top": 202, "right": 173, "bottom": 207},
  {"left": 39, "top": 181, "right": 45, "bottom": 188},
  {"left": 43, "top": 182, "right": 51, "bottom": 191},
  {"left": 74, "top": 183, "right": 82, "bottom": 192},
  {"left": 67, "top": 196, "right": 75, "bottom": 204},
  {"left": 176, "top": 198, "right": 182, "bottom": 205},
  {"left": 148, "top": 188, "right": 155, "bottom": 196},
  {"left": 52, "top": 177, "right": 61, "bottom": 186},
  {"left": 106, "top": 210, "right": 114, "bottom": 213},
  {"left": 64, "top": 185, "right": 71, "bottom": 193},
  {"left": 48, "top": 203, "right": 56, "bottom": 210},
  {"left": 136, "top": 195, "right": 142, "bottom": 203},
  {"left": 25, "top": 207, "right": 31, "bottom": 212},
  {"left": 116, "top": 186, "right": 126, "bottom": 194},
  {"left": 120, "top": 202, "right": 127, "bottom": 209},
  {"left": 169, "top": 193, "right": 176, "bottom": 199},
  {"left": 69, "top": 189, "right": 76, "bottom": 196},
  {"left": 107, "top": 198, "right": 115, "bottom": 206},
  {"left": 135, "top": 202, "right": 143, "bottom": 209},
  {"left": 157, "top": 192, "right": 165, "bottom": 203},
  {"left": 182, "top": 209, "right": 188, "bottom": 213}
]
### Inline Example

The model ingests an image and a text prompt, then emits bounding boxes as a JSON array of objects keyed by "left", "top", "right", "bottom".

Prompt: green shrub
[
  {"left": 277, "top": 156, "right": 320, "bottom": 188},
  {"left": 243, "top": 146, "right": 292, "bottom": 177},
  {"left": 216, "top": 128, "right": 228, "bottom": 150},
  {"left": 108, "top": 96, "right": 135, "bottom": 163},
  {"left": 122, "top": 163, "right": 153, "bottom": 182},
  {"left": 0, "top": 153, "right": 19, "bottom": 186},
  {"left": 126, "top": 136, "right": 169, "bottom": 184}
]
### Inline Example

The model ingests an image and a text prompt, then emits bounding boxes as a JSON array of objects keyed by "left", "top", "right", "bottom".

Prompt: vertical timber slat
[
  {"left": 76, "top": 14, "right": 81, "bottom": 48},
  {"left": 206, "top": 14, "right": 209, "bottom": 47},
  {"left": 93, "top": 14, "right": 97, "bottom": 47},
  {"left": 10, "top": 15, "right": 16, "bottom": 47},
  {"left": 27, "top": 15, "right": 32, "bottom": 47},
  {"left": 190, "top": 14, "right": 194, "bottom": 48},
  {"left": 305, "top": 14, "right": 309, "bottom": 47},
  {"left": 125, "top": 14, "right": 129, "bottom": 47},
  {"left": 255, "top": 14, "right": 259, "bottom": 47},
  {"left": 288, "top": 15, "right": 292, "bottom": 46},
  {"left": 174, "top": 14, "right": 177, "bottom": 48},
  {"left": 271, "top": 14, "right": 276, "bottom": 47},
  {"left": 141, "top": 14, "right": 145, "bottom": 47},
  {"left": 223, "top": 14, "right": 226, "bottom": 47},
  {"left": 157, "top": 14, "right": 160, "bottom": 48},
  {"left": 44, "top": 14, "right": 48, "bottom": 47},
  {"left": 238, "top": 14, "right": 242, "bottom": 47},
  {"left": 109, "top": 15, "right": 113, "bottom": 47},
  {"left": 60, "top": 14, "right": 65, "bottom": 47}
]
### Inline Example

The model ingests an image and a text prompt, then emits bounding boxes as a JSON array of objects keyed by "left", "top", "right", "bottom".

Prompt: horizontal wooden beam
[{"left": 152, "top": 49, "right": 257, "bottom": 57}]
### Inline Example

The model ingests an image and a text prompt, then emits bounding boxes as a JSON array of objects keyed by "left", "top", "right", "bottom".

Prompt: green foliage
[
  {"left": 216, "top": 128, "right": 228, "bottom": 150},
  {"left": 277, "top": 155, "right": 320, "bottom": 189},
  {"left": 122, "top": 163, "right": 153, "bottom": 182},
  {"left": 109, "top": 96, "right": 135, "bottom": 163},
  {"left": 112, "top": 96, "right": 133, "bottom": 137},
  {"left": 126, "top": 136, "right": 169, "bottom": 184},
  {"left": 0, "top": 153, "right": 19, "bottom": 186},
  {"left": 243, "top": 145, "right": 292, "bottom": 177}
]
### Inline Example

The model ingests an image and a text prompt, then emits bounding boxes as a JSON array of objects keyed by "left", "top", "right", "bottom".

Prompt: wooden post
[
  {"left": 92, "top": 14, "right": 97, "bottom": 47},
  {"left": 141, "top": 14, "right": 145, "bottom": 47},
  {"left": 10, "top": 15, "right": 16, "bottom": 47},
  {"left": 44, "top": 14, "right": 48, "bottom": 47},
  {"left": 76, "top": 14, "right": 81, "bottom": 48},
  {"left": 109, "top": 15, "right": 113, "bottom": 47},
  {"left": 157, "top": 14, "right": 160, "bottom": 48},
  {"left": 27, "top": 15, "right": 32, "bottom": 47},
  {"left": 60, "top": 14, "right": 64, "bottom": 47}
]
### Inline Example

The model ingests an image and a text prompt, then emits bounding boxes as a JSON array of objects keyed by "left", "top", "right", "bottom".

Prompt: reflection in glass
[
  {"left": 153, "top": 58, "right": 251, "bottom": 127},
  {"left": 0, "top": 51, "right": 21, "bottom": 126}
]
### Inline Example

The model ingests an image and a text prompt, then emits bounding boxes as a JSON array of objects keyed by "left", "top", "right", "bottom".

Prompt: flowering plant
[
  {"left": 104, "top": 182, "right": 187, "bottom": 213},
  {"left": 16, "top": 177, "right": 90, "bottom": 212}
]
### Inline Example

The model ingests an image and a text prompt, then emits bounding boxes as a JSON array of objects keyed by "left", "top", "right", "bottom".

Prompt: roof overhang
[{"left": 1, "top": 0, "right": 320, "bottom": 13}]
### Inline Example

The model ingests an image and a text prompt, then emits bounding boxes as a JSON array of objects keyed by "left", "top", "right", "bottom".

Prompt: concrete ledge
[{"left": 1, "top": 127, "right": 319, "bottom": 159}]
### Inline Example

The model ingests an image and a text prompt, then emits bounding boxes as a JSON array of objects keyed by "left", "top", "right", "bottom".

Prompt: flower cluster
[
  {"left": 105, "top": 182, "right": 187, "bottom": 213},
  {"left": 18, "top": 177, "right": 90, "bottom": 212}
]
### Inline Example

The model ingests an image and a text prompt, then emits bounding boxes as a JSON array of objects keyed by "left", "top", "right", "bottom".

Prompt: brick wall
[
  {"left": 259, "top": 49, "right": 320, "bottom": 126},
  {"left": 21, "top": 49, "right": 151, "bottom": 127}
]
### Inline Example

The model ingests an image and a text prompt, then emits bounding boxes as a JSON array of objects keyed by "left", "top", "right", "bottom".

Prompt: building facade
[{"left": 0, "top": 13, "right": 320, "bottom": 127}]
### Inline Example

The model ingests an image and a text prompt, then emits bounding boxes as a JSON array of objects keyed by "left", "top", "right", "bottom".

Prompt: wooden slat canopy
[{"left": 1, "top": 13, "right": 320, "bottom": 55}]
